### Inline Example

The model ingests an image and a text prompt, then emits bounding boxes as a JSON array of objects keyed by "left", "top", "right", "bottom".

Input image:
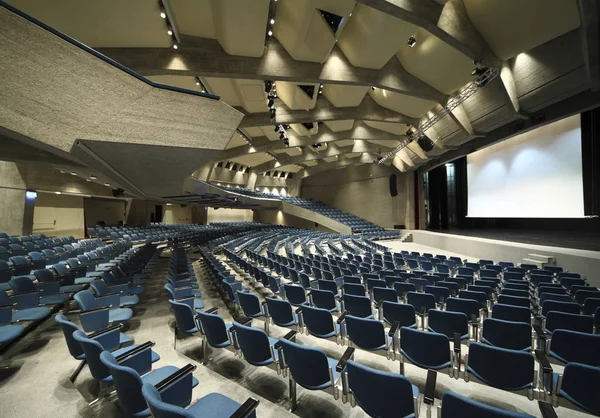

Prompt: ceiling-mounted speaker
[
  {"left": 417, "top": 136, "right": 434, "bottom": 152},
  {"left": 112, "top": 188, "right": 125, "bottom": 198}
]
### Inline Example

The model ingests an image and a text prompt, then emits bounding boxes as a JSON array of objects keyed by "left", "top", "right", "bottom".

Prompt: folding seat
[
  {"left": 544, "top": 311, "right": 593, "bottom": 335},
  {"left": 10, "top": 276, "right": 70, "bottom": 306},
  {"left": 492, "top": 304, "right": 531, "bottom": 325},
  {"left": 343, "top": 294, "right": 374, "bottom": 318},
  {"left": 0, "top": 261, "right": 11, "bottom": 291},
  {"left": 345, "top": 360, "right": 419, "bottom": 418},
  {"left": 297, "top": 305, "right": 341, "bottom": 342},
  {"left": 93, "top": 280, "right": 139, "bottom": 307},
  {"left": 372, "top": 286, "right": 397, "bottom": 304},
  {"left": 547, "top": 330, "right": 600, "bottom": 366},
  {"left": 447, "top": 297, "right": 482, "bottom": 338},
  {"left": 482, "top": 318, "right": 532, "bottom": 351},
  {"left": 465, "top": 342, "right": 534, "bottom": 396},
  {"left": 497, "top": 294, "right": 530, "bottom": 308},
  {"left": 0, "top": 305, "right": 25, "bottom": 348},
  {"left": 447, "top": 276, "right": 469, "bottom": 289},
  {"left": 574, "top": 289, "right": 600, "bottom": 305},
  {"left": 438, "top": 391, "right": 535, "bottom": 418},
  {"left": 540, "top": 300, "right": 580, "bottom": 318},
  {"left": 560, "top": 277, "right": 586, "bottom": 292},
  {"left": 400, "top": 327, "right": 454, "bottom": 376},
  {"left": 428, "top": 309, "right": 469, "bottom": 341},
  {"left": 75, "top": 290, "right": 132, "bottom": 330},
  {"left": 0, "top": 288, "right": 51, "bottom": 322},
  {"left": 504, "top": 271, "right": 525, "bottom": 281},
  {"left": 436, "top": 281, "right": 459, "bottom": 297},
  {"left": 310, "top": 288, "right": 339, "bottom": 313},
  {"left": 8, "top": 256, "right": 33, "bottom": 276},
  {"left": 8, "top": 243, "right": 26, "bottom": 256},
  {"left": 553, "top": 362, "right": 600, "bottom": 416},
  {"left": 0, "top": 247, "right": 9, "bottom": 262}
]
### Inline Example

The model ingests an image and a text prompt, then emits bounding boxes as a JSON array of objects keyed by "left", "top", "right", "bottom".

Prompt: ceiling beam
[
  {"left": 237, "top": 94, "right": 418, "bottom": 128},
  {"left": 577, "top": 0, "right": 600, "bottom": 91},
  {"left": 97, "top": 36, "right": 446, "bottom": 103},
  {"left": 297, "top": 154, "right": 379, "bottom": 179}
]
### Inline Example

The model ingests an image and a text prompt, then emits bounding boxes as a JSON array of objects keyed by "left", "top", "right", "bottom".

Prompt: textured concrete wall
[
  {"left": 164, "top": 205, "right": 193, "bottom": 224},
  {"left": 301, "top": 164, "right": 408, "bottom": 228},
  {"left": 191, "top": 206, "right": 208, "bottom": 225},
  {"left": 33, "top": 192, "right": 85, "bottom": 238},
  {"left": 0, "top": 161, "right": 29, "bottom": 235},
  {"left": 253, "top": 209, "right": 337, "bottom": 233},
  {"left": 126, "top": 199, "right": 154, "bottom": 227},
  {"left": 84, "top": 198, "right": 127, "bottom": 227},
  {"left": 207, "top": 208, "right": 253, "bottom": 223}
]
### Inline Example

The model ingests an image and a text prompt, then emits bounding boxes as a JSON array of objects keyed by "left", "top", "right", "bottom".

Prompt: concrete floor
[{"left": 0, "top": 241, "right": 592, "bottom": 418}]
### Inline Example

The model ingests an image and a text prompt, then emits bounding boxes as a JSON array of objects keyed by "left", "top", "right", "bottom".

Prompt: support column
[{"left": 0, "top": 161, "right": 34, "bottom": 235}]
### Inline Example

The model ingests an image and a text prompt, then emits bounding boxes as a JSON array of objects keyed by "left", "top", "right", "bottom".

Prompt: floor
[{"left": 0, "top": 241, "right": 591, "bottom": 418}]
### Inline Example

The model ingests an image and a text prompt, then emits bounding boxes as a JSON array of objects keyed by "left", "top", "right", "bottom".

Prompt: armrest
[
  {"left": 535, "top": 350, "right": 553, "bottom": 374},
  {"left": 116, "top": 341, "right": 155, "bottom": 362},
  {"left": 107, "top": 283, "right": 128, "bottom": 294},
  {"left": 453, "top": 332, "right": 462, "bottom": 355},
  {"left": 295, "top": 306, "right": 303, "bottom": 314},
  {"left": 229, "top": 398, "right": 260, "bottom": 418},
  {"left": 88, "top": 323, "right": 122, "bottom": 338},
  {"left": 173, "top": 286, "right": 192, "bottom": 291},
  {"left": 98, "top": 291, "right": 121, "bottom": 297},
  {"left": 375, "top": 299, "right": 385, "bottom": 309},
  {"left": 538, "top": 401, "right": 558, "bottom": 418},
  {"left": 274, "top": 330, "right": 297, "bottom": 350},
  {"left": 239, "top": 317, "right": 253, "bottom": 326},
  {"left": 335, "top": 347, "right": 355, "bottom": 372},
  {"left": 205, "top": 307, "right": 218, "bottom": 314},
  {"left": 424, "top": 369, "right": 437, "bottom": 405},
  {"left": 337, "top": 311, "right": 349, "bottom": 325},
  {"left": 155, "top": 364, "right": 197, "bottom": 391},
  {"left": 389, "top": 321, "right": 401, "bottom": 337},
  {"left": 81, "top": 306, "right": 111, "bottom": 314},
  {"left": 533, "top": 324, "right": 547, "bottom": 340}
]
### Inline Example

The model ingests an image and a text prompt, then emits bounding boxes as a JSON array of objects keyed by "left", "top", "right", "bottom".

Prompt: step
[
  {"left": 527, "top": 253, "right": 556, "bottom": 264},
  {"left": 521, "top": 258, "right": 544, "bottom": 268}
]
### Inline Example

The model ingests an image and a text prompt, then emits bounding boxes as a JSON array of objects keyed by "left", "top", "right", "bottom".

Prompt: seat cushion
[
  {"left": 194, "top": 299, "right": 205, "bottom": 310},
  {"left": 109, "top": 308, "right": 133, "bottom": 322},
  {"left": 60, "top": 284, "right": 87, "bottom": 293},
  {"left": 186, "top": 392, "right": 244, "bottom": 418},
  {"left": 13, "top": 307, "right": 51, "bottom": 322},
  {"left": 0, "top": 324, "right": 25, "bottom": 344},
  {"left": 120, "top": 295, "right": 139, "bottom": 306},
  {"left": 75, "top": 277, "right": 95, "bottom": 285},
  {"left": 41, "top": 294, "right": 70, "bottom": 305}
]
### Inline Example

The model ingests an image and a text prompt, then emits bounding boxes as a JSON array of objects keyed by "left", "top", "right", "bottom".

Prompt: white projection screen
[{"left": 467, "top": 115, "right": 584, "bottom": 218}]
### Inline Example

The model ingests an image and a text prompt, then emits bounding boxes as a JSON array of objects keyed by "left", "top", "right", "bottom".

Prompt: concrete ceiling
[{"left": 2, "top": 0, "right": 598, "bottom": 186}]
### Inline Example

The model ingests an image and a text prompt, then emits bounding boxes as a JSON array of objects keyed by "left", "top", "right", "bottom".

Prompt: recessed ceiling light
[
  {"left": 167, "top": 29, "right": 173, "bottom": 36},
  {"left": 407, "top": 36, "right": 417, "bottom": 48},
  {"left": 270, "top": 19, "right": 275, "bottom": 24},
  {"left": 160, "top": 12, "right": 166, "bottom": 19},
  {"left": 71, "top": 172, "right": 77, "bottom": 176},
  {"left": 89, "top": 175, "right": 97, "bottom": 180},
  {"left": 172, "top": 44, "right": 178, "bottom": 49},
  {"left": 371, "top": 86, "right": 376, "bottom": 91},
  {"left": 86, "top": 179, "right": 91, "bottom": 182},
  {"left": 55, "top": 191, "right": 62, "bottom": 195},
  {"left": 104, "top": 183, "right": 111, "bottom": 186},
  {"left": 268, "top": 30, "right": 273, "bottom": 36}
]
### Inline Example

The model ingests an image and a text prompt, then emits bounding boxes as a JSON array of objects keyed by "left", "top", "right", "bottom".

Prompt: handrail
[{"left": 0, "top": 0, "right": 219, "bottom": 101}]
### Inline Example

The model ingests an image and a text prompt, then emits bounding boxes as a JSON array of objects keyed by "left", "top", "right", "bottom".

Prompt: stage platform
[{"left": 382, "top": 230, "right": 600, "bottom": 286}]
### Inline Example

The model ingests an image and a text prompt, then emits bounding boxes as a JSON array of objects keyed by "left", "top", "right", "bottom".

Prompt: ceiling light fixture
[
  {"left": 104, "top": 183, "right": 111, "bottom": 186},
  {"left": 268, "top": 30, "right": 273, "bottom": 36},
  {"left": 371, "top": 86, "right": 376, "bottom": 91},
  {"left": 195, "top": 77, "right": 200, "bottom": 86},
  {"left": 89, "top": 175, "right": 97, "bottom": 180},
  {"left": 407, "top": 36, "right": 417, "bottom": 47},
  {"left": 270, "top": 19, "right": 275, "bottom": 24},
  {"left": 160, "top": 12, "right": 166, "bottom": 19},
  {"left": 167, "top": 29, "right": 173, "bottom": 36},
  {"left": 71, "top": 172, "right": 77, "bottom": 176},
  {"left": 55, "top": 191, "right": 62, "bottom": 195},
  {"left": 172, "top": 44, "right": 178, "bottom": 49}
]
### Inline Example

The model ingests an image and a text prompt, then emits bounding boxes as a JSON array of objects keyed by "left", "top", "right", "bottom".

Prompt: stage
[{"left": 383, "top": 230, "right": 600, "bottom": 286}]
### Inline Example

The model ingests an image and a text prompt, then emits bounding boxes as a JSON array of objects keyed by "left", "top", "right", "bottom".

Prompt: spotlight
[
  {"left": 71, "top": 172, "right": 77, "bottom": 176},
  {"left": 25, "top": 190, "right": 37, "bottom": 200},
  {"left": 195, "top": 77, "right": 201, "bottom": 86},
  {"left": 167, "top": 29, "right": 173, "bottom": 36},
  {"left": 371, "top": 86, "right": 376, "bottom": 91},
  {"left": 279, "top": 133, "right": 285, "bottom": 140},
  {"left": 471, "top": 66, "right": 489, "bottom": 77},
  {"left": 270, "top": 109, "right": 276, "bottom": 119},
  {"left": 160, "top": 12, "right": 166, "bottom": 19},
  {"left": 104, "top": 183, "right": 111, "bottom": 187},
  {"left": 407, "top": 36, "right": 417, "bottom": 47},
  {"left": 172, "top": 44, "right": 178, "bottom": 49},
  {"left": 89, "top": 175, "right": 97, "bottom": 180},
  {"left": 268, "top": 30, "right": 273, "bottom": 36},
  {"left": 55, "top": 191, "right": 62, "bottom": 195},
  {"left": 268, "top": 99, "right": 274, "bottom": 107},
  {"left": 273, "top": 125, "right": 279, "bottom": 132},
  {"left": 284, "top": 139, "right": 289, "bottom": 146},
  {"left": 264, "top": 80, "right": 273, "bottom": 93},
  {"left": 270, "top": 18, "right": 275, "bottom": 24}
]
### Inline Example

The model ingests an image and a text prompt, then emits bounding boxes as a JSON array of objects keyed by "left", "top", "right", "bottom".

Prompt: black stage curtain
[
  {"left": 427, "top": 165, "right": 448, "bottom": 230},
  {"left": 582, "top": 108, "right": 600, "bottom": 216}
]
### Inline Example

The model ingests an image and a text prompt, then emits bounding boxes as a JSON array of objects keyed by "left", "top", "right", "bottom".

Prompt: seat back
[
  {"left": 90, "top": 280, "right": 109, "bottom": 296},
  {"left": 550, "top": 330, "right": 600, "bottom": 366},
  {"left": 99, "top": 351, "right": 148, "bottom": 416},
  {"left": 0, "top": 260, "right": 11, "bottom": 285},
  {"left": 400, "top": 327, "right": 450, "bottom": 370},
  {"left": 232, "top": 321, "right": 273, "bottom": 366},
  {"left": 284, "top": 285, "right": 306, "bottom": 306},
  {"left": 343, "top": 294, "right": 372, "bottom": 318},
  {"left": 344, "top": 283, "right": 366, "bottom": 296},
  {"left": 545, "top": 311, "right": 593, "bottom": 334},
  {"left": 197, "top": 311, "right": 230, "bottom": 347},
  {"left": 372, "top": 287, "right": 397, "bottom": 304},
  {"left": 468, "top": 342, "right": 533, "bottom": 391},
  {"left": 317, "top": 280, "right": 337, "bottom": 295},
  {"left": 428, "top": 309, "right": 468, "bottom": 339},
  {"left": 560, "top": 362, "right": 600, "bottom": 416},
  {"left": 541, "top": 300, "right": 580, "bottom": 317},
  {"left": 301, "top": 305, "right": 335, "bottom": 338},
  {"left": 491, "top": 304, "right": 530, "bottom": 324},
  {"left": 237, "top": 291, "right": 262, "bottom": 317},
  {"left": 55, "top": 314, "right": 85, "bottom": 359},
  {"left": 345, "top": 315, "right": 385, "bottom": 350},
  {"left": 141, "top": 383, "right": 189, "bottom": 418},
  {"left": 407, "top": 292, "right": 436, "bottom": 314},
  {"left": 74, "top": 290, "right": 98, "bottom": 311},
  {"left": 497, "top": 294, "right": 530, "bottom": 308},
  {"left": 9, "top": 276, "right": 36, "bottom": 293},
  {"left": 347, "top": 360, "right": 415, "bottom": 418},
  {"left": 279, "top": 338, "right": 332, "bottom": 390},
  {"left": 441, "top": 391, "right": 534, "bottom": 418},
  {"left": 265, "top": 297, "right": 294, "bottom": 327},
  {"left": 168, "top": 300, "right": 197, "bottom": 334},
  {"left": 446, "top": 297, "right": 480, "bottom": 321},
  {"left": 311, "top": 288, "right": 336, "bottom": 311},
  {"left": 482, "top": 318, "right": 531, "bottom": 351},
  {"left": 381, "top": 301, "right": 416, "bottom": 328},
  {"left": 72, "top": 330, "right": 110, "bottom": 381}
]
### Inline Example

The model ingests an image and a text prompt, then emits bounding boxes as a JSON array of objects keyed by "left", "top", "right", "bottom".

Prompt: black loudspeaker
[
  {"left": 389, "top": 174, "right": 398, "bottom": 197},
  {"left": 112, "top": 188, "right": 125, "bottom": 197}
]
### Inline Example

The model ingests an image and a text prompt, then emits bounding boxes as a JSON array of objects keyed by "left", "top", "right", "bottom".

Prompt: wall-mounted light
[
  {"left": 89, "top": 175, "right": 97, "bottom": 180},
  {"left": 407, "top": 36, "right": 417, "bottom": 48},
  {"left": 25, "top": 190, "right": 37, "bottom": 200}
]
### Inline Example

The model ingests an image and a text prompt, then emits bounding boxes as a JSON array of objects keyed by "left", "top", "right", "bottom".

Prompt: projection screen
[{"left": 467, "top": 115, "right": 584, "bottom": 218}]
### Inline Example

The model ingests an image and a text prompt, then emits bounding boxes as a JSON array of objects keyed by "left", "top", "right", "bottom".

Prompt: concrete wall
[
  {"left": 84, "top": 198, "right": 127, "bottom": 227},
  {"left": 164, "top": 204, "right": 193, "bottom": 224},
  {"left": 191, "top": 206, "right": 208, "bottom": 225},
  {"left": 207, "top": 208, "right": 253, "bottom": 223},
  {"left": 0, "top": 161, "right": 29, "bottom": 235},
  {"left": 126, "top": 199, "right": 155, "bottom": 227},
  {"left": 410, "top": 230, "right": 600, "bottom": 286},
  {"left": 253, "top": 209, "right": 337, "bottom": 233},
  {"left": 33, "top": 192, "right": 85, "bottom": 238},
  {"left": 301, "top": 164, "right": 408, "bottom": 229}
]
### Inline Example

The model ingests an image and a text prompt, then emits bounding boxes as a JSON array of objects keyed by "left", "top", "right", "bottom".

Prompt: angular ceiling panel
[
  {"left": 324, "top": 120, "right": 355, "bottom": 132},
  {"left": 337, "top": 3, "right": 419, "bottom": 69},
  {"left": 212, "top": 0, "right": 270, "bottom": 57},
  {"left": 322, "top": 84, "right": 369, "bottom": 107},
  {"left": 363, "top": 121, "right": 410, "bottom": 135},
  {"left": 368, "top": 139, "right": 399, "bottom": 148},
  {"left": 368, "top": 88, "right": 437, "bottom": 119},
  {"left": 203, "top": 78, "right": 268, "bottom": 113},
  {"left": 276, "top": 81, "right": 320, "bottom": 110},
  {"left": 275, "top": 163, "right": 303, "bottom": 173},
  {"left": 169, "top": 0, "right": 216, "bottom": 39},
  {"left": 274, "top": 0, "right": 354, "bottom": 63},
  {"left": 396, "top": 29, "right": 475, "bottom": 95},
  {"left": 8, "top": 0, "right": 172, "bottom": 47},
  {"left": 224, "top": 132, "right": 247, "bottom": 149},
  {"left": 334, "top": 139, "right": 355, "bottom": 147},
  {"left": 231, "top": 152, "right": 274, "bottom": 166},
  {"left": 464, "top": 0, "right": 580, "bottom": 60}
]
